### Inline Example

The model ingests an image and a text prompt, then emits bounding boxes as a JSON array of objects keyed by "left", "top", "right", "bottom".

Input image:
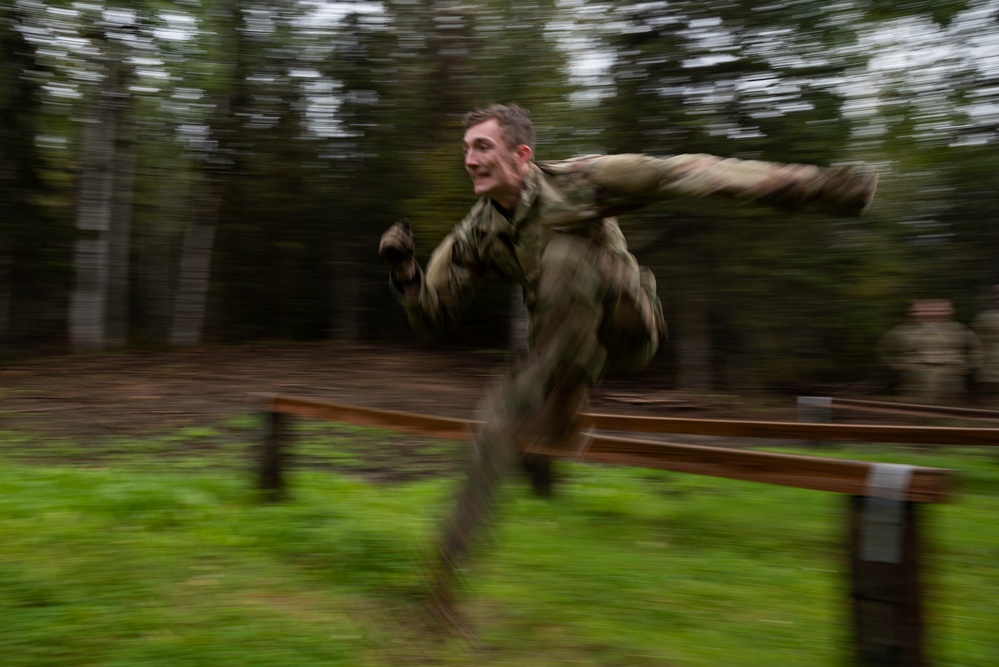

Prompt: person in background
[
  {"left": 881, "top": 299, "right": 983, "bottom": 405},
  {"left": 378, "top": 103, "right": 879, "bottom": 629},
  {"left": 972, "top": 286, "right": 999, "bottom": 405}
]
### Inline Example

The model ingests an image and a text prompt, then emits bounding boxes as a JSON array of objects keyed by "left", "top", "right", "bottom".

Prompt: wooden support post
[
  {"left": 797, "top": 396, "right": 833, "bottom": 448},
  {"left": 520, "top": 454, "right": 553, "bottom": 498},
  {"left": 798, "top": 395, "right": 833, "bottom": 424},
  {"left": 848, "top": 463, "right": 925, "bottom": 666},
  {"left": 259, "top": 410, "right": 288, "bottom": 501}
]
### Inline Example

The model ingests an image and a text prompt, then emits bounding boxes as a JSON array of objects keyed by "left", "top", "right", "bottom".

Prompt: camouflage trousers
[
  {"left": 900, "top": 363, "right": 970, "bottom": 405},
  {"left": 431, "top": 234, "right": 665, "bottom": 596}
]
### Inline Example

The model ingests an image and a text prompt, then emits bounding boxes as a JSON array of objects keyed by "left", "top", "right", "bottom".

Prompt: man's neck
[
  {"left": 491, "top": 199, "right": 515, "bottom": 220},
  {"left": 493, "top": 184, "right": 522, "bottom": 213},
  {"left": 490, "top": 166, "right": 529, "bottom": 218}
]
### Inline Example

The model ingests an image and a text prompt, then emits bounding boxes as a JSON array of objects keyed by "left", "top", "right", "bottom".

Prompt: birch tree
[
  {"left": 69, "top": 29, "right": 125, "bottom": 351},
  {"left": 168, "top": 0, "right": 243, "bottom": 346}
]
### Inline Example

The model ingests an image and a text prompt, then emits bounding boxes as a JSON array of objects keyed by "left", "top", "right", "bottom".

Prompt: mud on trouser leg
[
  {"left": 432, "top": 237, "right": 604, "bottom": 576},
  {"left": 431, "top": 236, "right": 636, "bottom": 600},
  {"left": 436, "top": 408, "right": 516, "bottom": 578},
  {"left": 433, "top": 365, "right": 586, "bottom": 577}
]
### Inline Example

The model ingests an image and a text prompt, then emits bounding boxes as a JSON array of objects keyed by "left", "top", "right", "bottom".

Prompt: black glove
[
  {"left": 378, "top": 218, "right": 416, "bottom": 281},
  {"left": 822, "top": 166, "right": 879, "bottom": 216}
]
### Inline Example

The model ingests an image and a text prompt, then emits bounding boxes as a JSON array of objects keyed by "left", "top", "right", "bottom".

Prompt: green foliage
[
  {"left": 864, "top": 0, "right": 972, "bottom": 26},
  {"left": 4, "top": 0, "right": 999, "bottom": 391},
  {"left": 593, "top": 0, "right": 871, "bottom": 387},
  {"left": 0, "top": 5, "right": 73, "bottom": 344}
]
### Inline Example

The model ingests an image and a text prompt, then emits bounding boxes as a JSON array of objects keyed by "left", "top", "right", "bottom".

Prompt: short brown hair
[{"left": 463, "top": 104, "right": 535, "bottom": 151}]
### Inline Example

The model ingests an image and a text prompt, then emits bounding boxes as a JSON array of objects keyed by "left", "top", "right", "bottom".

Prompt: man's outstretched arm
[
  {"left": 589, "top": 153, "right": 878, "bottom": 216},
  {"left": 378, "top": 218, "right": 486, "bottom": 334}
]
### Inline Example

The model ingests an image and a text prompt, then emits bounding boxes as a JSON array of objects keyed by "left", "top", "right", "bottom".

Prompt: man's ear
[{"left": 515, "top": 144, "right": 533, "bottom": 163}]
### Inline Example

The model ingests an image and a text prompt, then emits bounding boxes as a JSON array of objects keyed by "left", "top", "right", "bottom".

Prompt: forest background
[{"left": 2, "top": 0, "right": 998, "bottom": 394}]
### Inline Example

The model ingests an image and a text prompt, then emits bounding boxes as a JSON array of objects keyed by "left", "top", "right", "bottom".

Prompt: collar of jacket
[{"left": 508, "top": 162, "right": 543, "bottom": 229}]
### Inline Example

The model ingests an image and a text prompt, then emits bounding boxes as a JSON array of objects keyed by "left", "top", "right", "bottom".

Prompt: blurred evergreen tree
[
  {"left": 0, "top": 4, "right": 68, "bottom": 347},
  {"left": 3, "top": 0, "right": 996, "bottom": 401},
  {"left": 314, "top": 8, "right": 413, "bottom": 340},
  {"left": 593, "top": 0, "right": 879, "bottom": 390},
  {"left": 849, "top": 2, "right": 999, "bottom": 325}
]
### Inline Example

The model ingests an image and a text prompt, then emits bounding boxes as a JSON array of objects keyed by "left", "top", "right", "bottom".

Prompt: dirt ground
[{"left": 0, "top": 341, "right": 803, "bottom": 441}]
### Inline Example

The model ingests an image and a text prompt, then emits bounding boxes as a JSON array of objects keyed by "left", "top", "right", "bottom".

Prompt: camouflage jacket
[
  {"left": 881, "top": 321, "right": 984, "bottom": 371},
  {"left": 394, "top": 153, "right": 877, "bottom": 333},
  {"left": 972, "top": 309, "right": 999, "bottom": 381}
]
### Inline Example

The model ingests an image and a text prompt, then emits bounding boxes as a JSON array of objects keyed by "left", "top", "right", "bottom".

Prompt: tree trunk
[
  {"left": 169, "top": 0, "right": 242, "bottom": 347},
  {"left": 68, "top": 40, "right": 134, "bottom": 353},
  {"left": 0, "top": 244, "right": 9, "bottom": 339},
  {"left": 329, "top": 240, "right": 362, "bottom": 340},
  {"left": 105, "top": 111, "right": 137, "bottom": 348},
  {"left": 69, "top": 110, "right": 116, "bottom": 352},
  {"left": 169, "top": 180, "right": 220, "bottom": 346},
  {"left": 137, "top": 163, "right": 184, "bottom": 344},
  {"left": 675, "top": 273, "right": 713, "bottom": 390}
]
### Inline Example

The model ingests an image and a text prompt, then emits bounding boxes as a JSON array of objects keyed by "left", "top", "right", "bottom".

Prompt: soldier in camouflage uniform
[
  {"left": 881, "top": 299, "right": 983, "bottom": 404},
  {"left": 378, "top": 104, "right": 878, "bottom": 624},
  {"left": 972, "top": 287, "right": 999, "bottom": 404}
]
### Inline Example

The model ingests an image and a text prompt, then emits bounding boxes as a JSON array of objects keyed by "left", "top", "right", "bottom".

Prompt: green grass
[{"left": 0, "top": 424, "right": 996, "bottom": 666}]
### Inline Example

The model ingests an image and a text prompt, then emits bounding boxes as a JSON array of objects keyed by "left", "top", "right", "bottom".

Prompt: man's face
[{"left": 462, "top": 118, "right": 528, "bottom": 207}]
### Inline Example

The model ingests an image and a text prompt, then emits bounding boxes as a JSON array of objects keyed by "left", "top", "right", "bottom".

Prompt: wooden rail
[
  {"left": 588, "top": 412, "right": 999, "bottom": 446},
  {"left": 798, "top": 395, "right": 999, "bottom": 423},
  {"left": 525, "top": 434, "right": 951, "bottom": 503},
  {"left": 248, "top": 392, "right": 967, "bottom": 667},
  {"left": 250, "top": 393, "right": 964, "bottom": 502},
  {"left": 260, "top": 393, "right": 999, "bottom": 447}
]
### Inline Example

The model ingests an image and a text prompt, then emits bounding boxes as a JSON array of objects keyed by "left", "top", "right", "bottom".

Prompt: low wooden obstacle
[
  {"left": 798, "top": 395, "right": 999, "bottom": 424},
  {"left": 246, "top": 392, "right": 983, "bottom": 667}
]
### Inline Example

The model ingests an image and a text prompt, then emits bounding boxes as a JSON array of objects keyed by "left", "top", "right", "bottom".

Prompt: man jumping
[{"left": 379, "top": 103, "right": 878, "bottom": 628}]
